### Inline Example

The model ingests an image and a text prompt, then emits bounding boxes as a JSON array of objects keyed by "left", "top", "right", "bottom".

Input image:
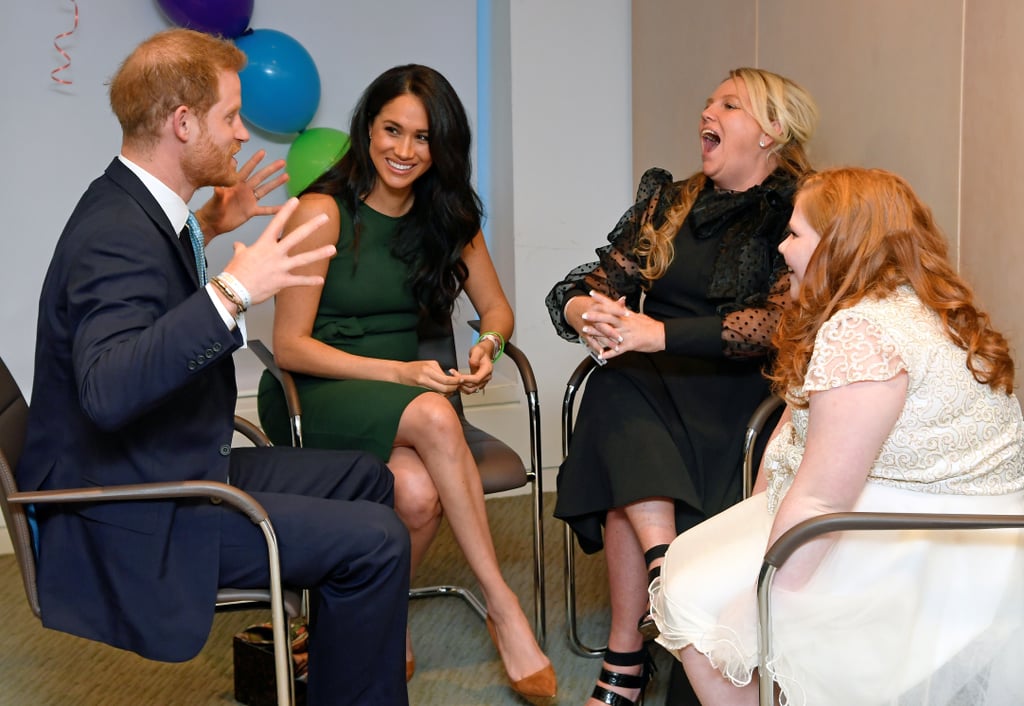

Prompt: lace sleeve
[
  {"left": 711, "top": 173, "right": 797, "bottom": 359},
  {"left": 720, "top": 267, "right": 791, "bottom": 358},
  {"left": 804, "top": 311, "right": 907, "bottom": 391},
  {"left": 545, "top": 168, "right": 673, "bottom": 341}
]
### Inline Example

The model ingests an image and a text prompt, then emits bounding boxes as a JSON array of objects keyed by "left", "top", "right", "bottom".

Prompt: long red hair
[{"left": 769, "top": 167, "right": 1014, "bottom": 401}]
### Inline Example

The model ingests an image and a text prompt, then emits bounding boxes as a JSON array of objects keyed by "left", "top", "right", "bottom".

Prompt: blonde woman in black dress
[{"left": 546, "top": 68, "right": 817, "bottom": 706}]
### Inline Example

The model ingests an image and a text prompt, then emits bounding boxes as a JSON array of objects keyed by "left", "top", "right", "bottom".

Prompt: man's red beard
[{"left": 183, "top": 128, "right": 238, "bottom": 188}]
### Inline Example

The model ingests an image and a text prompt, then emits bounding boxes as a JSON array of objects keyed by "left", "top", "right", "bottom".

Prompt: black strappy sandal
[
  {"left": 638, "top": 543, "right": 670, "bottom": 641},
  {"left": 591, "top": 646, "right": 656, "bottom": 706}
]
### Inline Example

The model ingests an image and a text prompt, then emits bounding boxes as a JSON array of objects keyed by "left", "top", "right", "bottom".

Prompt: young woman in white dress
[{"left": 649, "top": 166, "right": 1024, "bottom": 706}]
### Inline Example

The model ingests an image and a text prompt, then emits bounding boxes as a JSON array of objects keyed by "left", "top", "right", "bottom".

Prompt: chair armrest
[
  {"left": 763, "top": 511, "right": 1024, "bottom": 570},
  {"left": 741, "top": 394, "right": 785, "bottom": 499},
  {"left": 466, "top": 320, "right": 538, "bottom": 395},
  {"left": 249, "top": 339, "right": 303, "bottom": 419},
  {"left": 747, "top": 394, "right": 784, "bottom": 437},
  {"left": 755, "top": 510, "right": 1024, "bottom": 705},
  {"left": 248, "top": 338, "right": 281, "bottom": 382},
  {"left": 502, "top": 341, "right": 538, "bottom": 395},
  {"left": 566, "top": 355, "right": 598, "bottom": 392},
  {"left": 8, "top": 480, "right": 270, "bottom": 525},
  {"left": 561, "top": 355, "right": 598, "bottom": 454},
  {"left": 234, "top": 415, "right": 271, "bottom": 447}
]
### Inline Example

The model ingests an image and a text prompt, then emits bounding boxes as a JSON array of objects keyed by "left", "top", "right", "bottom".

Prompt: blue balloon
[
  {"left": 235, "top": 29, "right": 321, "bottom": 135},
  {"left": 157, "top": 0, "right": 254, "bottom": 38}
]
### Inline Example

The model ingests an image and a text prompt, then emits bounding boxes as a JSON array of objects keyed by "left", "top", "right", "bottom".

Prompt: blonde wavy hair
[
  {"left": 637, "top": 68, "right": 818, "bottom": 282},
  {"left": 769, "top": 167, "right": 1014, "bottom": 400}
]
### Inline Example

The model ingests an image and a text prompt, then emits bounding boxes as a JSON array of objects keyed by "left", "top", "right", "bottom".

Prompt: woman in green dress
[{"left": 257, "top": 65, "right": 555, "bottom": 699}]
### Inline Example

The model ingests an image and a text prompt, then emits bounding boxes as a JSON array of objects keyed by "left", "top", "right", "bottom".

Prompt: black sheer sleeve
[
  {"left": 658, "top": 264, "right": 789, "bottom": 360},
  {"left": 720, "top": 267, "right": 790, "bottom": 358},
  {"left": 712, "top": 179, "right": 798, "bottom": 358},
  {"left": 545, "top": 168, "right": 673, "bottom": 341},
  {"left": 707, "top": 173, "right": 797, "bottom": 359}
]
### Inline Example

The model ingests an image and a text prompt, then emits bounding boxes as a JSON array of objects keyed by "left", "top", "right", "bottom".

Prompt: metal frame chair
[
  {"left": 756, "top": 511, "right": 1024, "bottom": 706},
  {"left": 0, "top": 356, "right": 301, "bottom": 706},
  {"left": 560, "top": 355, "right": 603, "bottom": 656},
  {"left": 249, "top": 316, "right": 547, "bottom": 644},
  {"left": 560, "top": 355, "right": 784, "bottom": 657},
  {"left": 741, "top": 394, "right": 785, "bottom": 498}
]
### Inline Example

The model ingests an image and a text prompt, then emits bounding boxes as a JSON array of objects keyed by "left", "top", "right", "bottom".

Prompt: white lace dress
[{"left": 649, "top": 288, "right": 1024, "bottom": 705}]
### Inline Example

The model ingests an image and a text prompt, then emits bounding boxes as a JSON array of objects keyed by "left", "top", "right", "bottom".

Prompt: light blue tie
[{"left": 185, "top": 212, "right": 208, "bottom": 286}]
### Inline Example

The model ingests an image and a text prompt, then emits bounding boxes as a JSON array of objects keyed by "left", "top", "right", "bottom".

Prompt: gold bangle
[
  {"left": 211, "top": 275, "right": 247, "bottom": 314},
  {"left": 216, "top": 271, "right": 251, "bottom": 310}
]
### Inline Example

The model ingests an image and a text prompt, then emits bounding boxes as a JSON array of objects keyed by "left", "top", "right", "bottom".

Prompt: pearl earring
[{"left": 759, "top": 137, "right": 767, "bottom": 148}]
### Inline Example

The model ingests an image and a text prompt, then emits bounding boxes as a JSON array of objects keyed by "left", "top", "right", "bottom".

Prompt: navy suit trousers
[{"left": 220, "top": 446, "right": 410, "bottom": 706}]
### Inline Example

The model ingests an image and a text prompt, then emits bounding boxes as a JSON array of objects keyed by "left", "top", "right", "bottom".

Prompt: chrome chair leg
[{"left": 564, "top": 523, "right": 606, "bottom": 657}]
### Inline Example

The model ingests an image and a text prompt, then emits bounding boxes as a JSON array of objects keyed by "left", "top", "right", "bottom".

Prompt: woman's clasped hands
[
  {"left": 396, "top": 352, "right": 493, "bottom": 396},
  {"left": 579, "top": 290, "right": 666, "bottom": 361}
]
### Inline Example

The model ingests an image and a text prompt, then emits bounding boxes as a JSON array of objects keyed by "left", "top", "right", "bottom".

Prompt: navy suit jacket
[{"left": 19, "top": 158, "right": 245, "bottom": 661}]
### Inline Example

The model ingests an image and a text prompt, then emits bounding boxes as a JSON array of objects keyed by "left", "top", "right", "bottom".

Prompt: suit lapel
[{"left": 104, "top": 159, "right": 200, "bottom": 288}]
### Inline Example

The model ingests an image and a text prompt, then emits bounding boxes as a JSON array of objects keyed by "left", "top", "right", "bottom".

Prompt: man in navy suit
[{"left": 18, "top": 28, "right": 410, "bottom": 705}]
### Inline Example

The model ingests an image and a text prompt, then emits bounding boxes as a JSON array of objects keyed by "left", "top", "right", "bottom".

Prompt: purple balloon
[{"left": 157, "top": 0, "right": 254, "bottom": 39}]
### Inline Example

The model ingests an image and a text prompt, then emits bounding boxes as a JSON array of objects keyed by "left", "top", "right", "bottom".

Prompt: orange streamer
[{"left": 51, "top": 0, "right": 80, "bottom": 85}]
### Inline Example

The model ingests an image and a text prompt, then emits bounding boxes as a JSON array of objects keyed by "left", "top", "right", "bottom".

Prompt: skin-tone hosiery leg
[
  {"left": 585, "top": 499, "right": 678, "bottom": 705},
  {"left": 586, "top": 508, "right": 647, "bottom": 705},
  {"left": 623, "top": 496, "right": 678, "bottom": 579},
  {"left": 393, "top": 392, "right": 549, "bottom": 683},
  {"left": 680, "top": 645, "right": 759, "bottom": 706},
  {"left": 387, "top": 446, "right": 444, "bottom": 668}
]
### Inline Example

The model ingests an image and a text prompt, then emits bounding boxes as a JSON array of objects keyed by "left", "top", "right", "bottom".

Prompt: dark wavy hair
[{"left": 306, "top": 64, "right": 483, "bottom": 322}]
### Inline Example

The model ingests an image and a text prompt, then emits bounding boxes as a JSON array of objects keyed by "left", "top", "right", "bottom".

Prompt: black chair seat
[{"left": 465, "top": 421, "right": 529, "bottom": 494}]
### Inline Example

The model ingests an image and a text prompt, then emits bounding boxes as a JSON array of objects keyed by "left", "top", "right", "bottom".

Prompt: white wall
[{"left": 508, "top": 1, "right": 633, "bottom": 474}]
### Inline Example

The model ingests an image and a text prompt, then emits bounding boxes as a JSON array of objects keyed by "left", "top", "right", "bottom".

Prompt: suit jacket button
[
  {"left": 188, "top": 360, "right": 198, "bottom": 370},
  {"left": 219, "top": 444, "right": 231, "bottom": 456},
  {"left": 213, "top": 342, "right": 223, "bottom": 352},
  {"left": 205, "top": 348, "right": 215, "bottom": 358}
]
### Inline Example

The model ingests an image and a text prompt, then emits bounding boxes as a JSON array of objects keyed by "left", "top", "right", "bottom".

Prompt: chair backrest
[
  {"left": 0, "top": 356, "right": 28, "bottom": 470},
  {"left": 0, "top": 449, "right": 39, "bottom": 617},
  {"left": 0, "top": 357, "right": 40, "bottom": 618}
]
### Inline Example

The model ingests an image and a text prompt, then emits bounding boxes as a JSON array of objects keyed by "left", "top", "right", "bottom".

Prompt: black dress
[{"left": 545, "top": 167, "right": 796, "bottom": 555}]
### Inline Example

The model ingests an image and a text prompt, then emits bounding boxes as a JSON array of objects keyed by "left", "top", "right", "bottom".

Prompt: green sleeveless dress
[{"left": 257, "top": 201, "right": 429, "bottom": 460}]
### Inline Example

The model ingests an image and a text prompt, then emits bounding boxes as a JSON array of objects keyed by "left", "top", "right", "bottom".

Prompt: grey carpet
[{"left": 0, "top": 493, "right": 672, "bottom": 705}]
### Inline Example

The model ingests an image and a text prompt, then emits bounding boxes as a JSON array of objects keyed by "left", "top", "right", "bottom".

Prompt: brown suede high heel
[{"left": 485, "top": 616, "right": 557, "bottom": 698}]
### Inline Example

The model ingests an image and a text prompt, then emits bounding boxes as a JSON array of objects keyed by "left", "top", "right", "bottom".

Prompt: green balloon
[{"left": 285, "top": 127, "right": 351, "bottom": 197}]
